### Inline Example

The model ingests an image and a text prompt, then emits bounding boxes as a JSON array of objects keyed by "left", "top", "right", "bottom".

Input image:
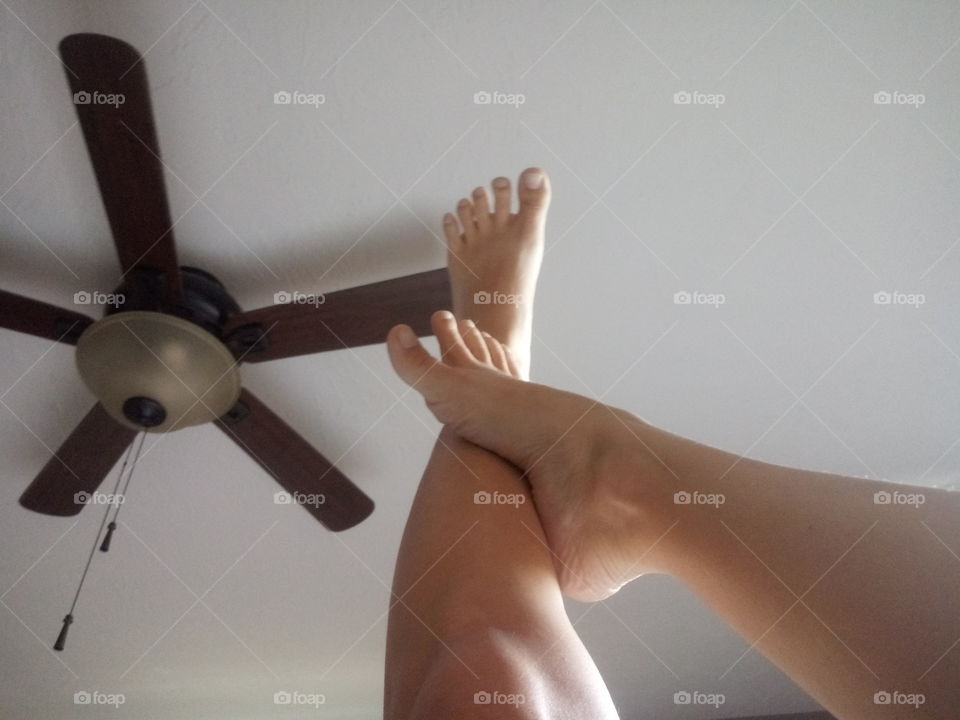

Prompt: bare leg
[
  {"left": 384, "top": 171, "right": 618, "bottom": 718},
  {"left": 387, "top": 316, "right": 960, "bottom": 720},
  {"left": 384, "top": 426, "right": 618, "bottom": 718}
]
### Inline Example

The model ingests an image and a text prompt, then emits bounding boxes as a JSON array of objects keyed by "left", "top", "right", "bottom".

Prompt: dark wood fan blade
[
  {"left": 215, "top": 388, "right": 374, "bottom": 532},
  {"left": 222, "top": 268, "right": 450, "bottom": 362},
  {"left": 19, "top": 403, "right": 137, "bottom": 516},
  {"left": 0, "top": 289, "right": 95, "bottom": 344},
  {"left": 59, "top": 33, "right": 181, "bottom": 298}
]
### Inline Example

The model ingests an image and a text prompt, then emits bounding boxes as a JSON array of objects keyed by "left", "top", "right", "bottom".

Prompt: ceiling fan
[{"left": 1, "top": 33, "right": 450, "bottom": 533}]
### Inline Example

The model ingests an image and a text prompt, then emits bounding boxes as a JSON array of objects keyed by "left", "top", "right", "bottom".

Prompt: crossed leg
[
  {"left": 383, "top": 171, "right": 619, "bottom": 718},
  {"left": 384, "top": 170, "right": 960, "bottom": 719},
  {"left": 389, "top": 309, "right": 960, "bottom": 720}
]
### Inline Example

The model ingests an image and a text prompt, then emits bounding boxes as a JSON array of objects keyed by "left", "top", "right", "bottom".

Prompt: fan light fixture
[{"left": 76, "top": 311, "right": 241, "bottom": 432}]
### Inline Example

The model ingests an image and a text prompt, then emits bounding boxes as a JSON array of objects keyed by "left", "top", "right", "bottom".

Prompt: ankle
[{"left": 598, "top": 410, "right": 681, "bottom": 558}]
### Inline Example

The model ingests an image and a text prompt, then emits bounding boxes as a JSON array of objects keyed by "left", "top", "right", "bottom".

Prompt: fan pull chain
[
  {"left": 100, "top": 432, "right": 145, "bottom": 553},
  {"left": 54, "top": 430, "right": 145, "bottom": 651}
]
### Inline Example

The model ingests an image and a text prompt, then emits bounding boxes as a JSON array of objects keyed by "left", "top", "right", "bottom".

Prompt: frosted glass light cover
[{"left": 75, "top": 311, "right": 241, "bottom": 432}]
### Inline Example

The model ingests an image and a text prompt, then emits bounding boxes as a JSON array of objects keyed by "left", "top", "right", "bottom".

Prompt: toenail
[
  {"left": 396, "top": 325, "right": 418, "bottom": 348},
  {"left": 443, "top": 213, "right": 455, "bottom": 223},
  {"left": 493, "top": 178, "right": 509, "bottom": 189},
  {"left": 458, "top": 198, "right": 470, "bottom": 207},
  {"left": 473, "top": 187, "right": 485, "bottom": 196},
  {"left": 438, "top": 310, "right": 454, "bottom": 321},
  {"left": 523, "top": 171, "right": 544, "bottom": 189},
  {"left": 464, "top": 319, "right": 476, "bottom": 328}
]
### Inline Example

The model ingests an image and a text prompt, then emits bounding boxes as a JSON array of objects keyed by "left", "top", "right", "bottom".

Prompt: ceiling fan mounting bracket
[
  {"left": 219, "top": 399, "right": 250, "bottom": 425},
  {"left": 223, "top": 323, "right": 269, "bottom": 356},
  {"left": 53, "top": 317, "right": 87, "bottom": 343}
]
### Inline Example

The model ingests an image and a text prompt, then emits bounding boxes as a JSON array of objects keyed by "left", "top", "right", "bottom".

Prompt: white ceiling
[{"left": 2, "top": 1, "right": 959, "bottom": 718}]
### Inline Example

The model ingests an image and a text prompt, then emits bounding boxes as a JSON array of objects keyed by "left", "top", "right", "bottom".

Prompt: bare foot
[
  {"left": 443, "top": 167, "right": 550, "bottom": 380},
  {"left": 386, "top": 313, "right": 674, "bottom": 602}
]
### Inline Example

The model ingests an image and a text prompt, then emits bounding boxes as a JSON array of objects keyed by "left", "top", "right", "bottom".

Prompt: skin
[
  {"left": 384, "top": 169, "right": 618, "bottom": 718},
  {"left": 384, "top": 170, "right": 960, "bottom": 719}
]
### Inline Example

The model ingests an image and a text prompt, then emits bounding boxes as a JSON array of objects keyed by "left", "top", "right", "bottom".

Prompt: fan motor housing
[
  {"left": 106, "top": 266, "right": 240, "bottom": 335},
  {"left": 75, "top": 267, "right": 242, "bottom": 433}
]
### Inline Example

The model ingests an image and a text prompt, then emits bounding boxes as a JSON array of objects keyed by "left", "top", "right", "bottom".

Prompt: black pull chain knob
[
  {"left": 54, "top": 613, "right": 73, "bottom": 651},
  {"left": 51, "top": 431, "right": 145, "bottom": 653},
  {"left": 100, "top": 521, "right": 117, "bottom": 552}
]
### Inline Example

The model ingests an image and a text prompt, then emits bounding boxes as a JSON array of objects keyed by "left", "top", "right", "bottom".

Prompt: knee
[{"left": 408, "top": 627, "right": 543, "bottom": 719}]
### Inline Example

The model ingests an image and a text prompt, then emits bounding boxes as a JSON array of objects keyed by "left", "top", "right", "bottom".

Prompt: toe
[
  {"left": 517, "top": 167, "right": 550, "bottom": 229},
  {"left": 432, "top": 310, "right": 476, "bottom": 366},
  {"left": 492, "top": 177, "right": 511, "bottom": 224},
  {"left": 472, "top": 186, "right": 491, "bottom": 231},
  {"left": 386, "top": 324, "right": 449, "bottom": 397},
  {"left": 456, "top": 198, "right": 476, "bottom": 241},
  {"left": 442, "top": 212, "right": 461, "bottom": 246},
  {"left": 482, "top": 331, "right": 509, "bottom": 374},
  {"left": 460, "top": 319, "right": 492, "bottom": 364},
  {"left": 387, "top": 322, "right": 485, "bottom": 428},
  {"left": 503, "top": 345, "right": 523, "bottom": 379}
]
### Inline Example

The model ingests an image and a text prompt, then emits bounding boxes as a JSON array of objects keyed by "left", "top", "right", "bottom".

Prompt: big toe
[
  {"left": 517, "top": 167, "right": 551, "bottom": 227},
  {"left": 386, "top": 324, "right": 450, "bottom": 400}
]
